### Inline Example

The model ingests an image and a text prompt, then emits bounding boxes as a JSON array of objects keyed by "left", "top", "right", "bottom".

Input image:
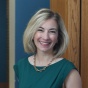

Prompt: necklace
[{"left": 33, "top": 55, "right": 54, "bottom": 72}]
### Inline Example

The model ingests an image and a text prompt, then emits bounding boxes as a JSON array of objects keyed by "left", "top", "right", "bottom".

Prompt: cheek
[
  {"left": 51, "top": 35, "right": 58, "bottom": 43},
  {"left": 33, "top": 32, "right": 41, "bottom": 42}
]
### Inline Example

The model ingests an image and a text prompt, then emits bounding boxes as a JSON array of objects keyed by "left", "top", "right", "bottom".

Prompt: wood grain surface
[
  {"left": 51, "top": 0, "right": 88, "bottom": 87},
  {"left": 81, "top": 0, "right": 88, "bottom": 87},
  {"left": 50, "top": 0, "right": 80, "bottom": 69}
]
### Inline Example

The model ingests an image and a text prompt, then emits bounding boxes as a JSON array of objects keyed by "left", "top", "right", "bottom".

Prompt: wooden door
[
  {"left": 50, "top": 0, "right": 88, "bottom": 88},
  {"left": 50, "top": 0, "right": 80, "bottom": 70},
  {"left": 81, "top": 0, "right": 88, "bottom": 87}
]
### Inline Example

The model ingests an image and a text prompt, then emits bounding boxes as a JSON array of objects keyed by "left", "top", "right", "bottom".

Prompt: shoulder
[
  {"left": 13, "top": 58, "right": 28, "bottom": 79},
  {"left": 55, "top": 58, "right": 77, "bottom": 74},
  {"left": 60, "top": 59, "right": 78, "bottom": 84},
  {"left": 64, "top": 69, "right": 82, "bottom": 88},
  {"left": 13, "top": 57, "right": 28, "bottom": 71},
  {"left": 15, "top": 58, "right": 28, "bottom": 66},
  {"left": 62, "top": 58, "right": 76, "bottom": 70}
]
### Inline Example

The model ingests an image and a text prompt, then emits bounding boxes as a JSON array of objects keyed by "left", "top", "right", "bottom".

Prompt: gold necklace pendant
[
  {"left": 33, "top": 65, "right": 48, "bottom": 72},
  {"left": 33, "top": 55, "right": 54, "bottom": 72}
]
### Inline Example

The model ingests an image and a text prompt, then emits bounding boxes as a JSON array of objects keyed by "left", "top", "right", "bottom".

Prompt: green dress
[{"left": 14, "top": 57, "right": 76, "bottom": 88}]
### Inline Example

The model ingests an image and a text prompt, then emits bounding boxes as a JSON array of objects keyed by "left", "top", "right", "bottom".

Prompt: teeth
[{"left": 40, "top": 41, "right": 50, "bottom": 45}]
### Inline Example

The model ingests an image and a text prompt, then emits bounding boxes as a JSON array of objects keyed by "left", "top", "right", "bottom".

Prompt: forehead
[{"left": 40, "top": 19, "right": 58, "bottom": 29}]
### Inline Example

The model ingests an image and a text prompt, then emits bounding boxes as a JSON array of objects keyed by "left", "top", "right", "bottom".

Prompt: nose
[{"left": 42, "top": 31, "right": 50, "bottom": 40}]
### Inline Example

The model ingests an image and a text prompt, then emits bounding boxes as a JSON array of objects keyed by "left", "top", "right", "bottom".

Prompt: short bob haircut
[{"left": 23, "top": 8, "right": 69, "bottom": 58}]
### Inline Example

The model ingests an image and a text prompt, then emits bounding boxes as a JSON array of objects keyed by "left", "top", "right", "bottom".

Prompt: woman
[{"left": 14, "top": 8, "right": 82, "bottom": 88}]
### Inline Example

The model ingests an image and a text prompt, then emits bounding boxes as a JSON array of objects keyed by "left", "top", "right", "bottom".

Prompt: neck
[{"left": 35, "top": 51, "right": 54, "bottom": 66}]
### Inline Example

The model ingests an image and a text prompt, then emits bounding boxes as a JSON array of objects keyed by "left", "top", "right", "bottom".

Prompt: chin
[{"left": 39, "top": 48, "right": 53, "bottom": 53}]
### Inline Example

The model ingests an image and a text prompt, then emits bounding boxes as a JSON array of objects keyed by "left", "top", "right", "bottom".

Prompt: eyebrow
[
  {"left": 38, "top": 27, "right": 44, "bottom": 29},
  {"left": 39, "top": 27, "right": 57, "bottom": 30}
]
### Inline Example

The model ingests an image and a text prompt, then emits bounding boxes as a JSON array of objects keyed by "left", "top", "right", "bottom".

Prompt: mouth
[{"left": 39, "top": 41, "right": 51, "bottom": 46}]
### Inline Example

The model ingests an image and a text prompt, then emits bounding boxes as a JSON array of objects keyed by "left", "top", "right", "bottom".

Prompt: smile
[{"left": 40, "top": 41, "right": 51, "bottom": 45}]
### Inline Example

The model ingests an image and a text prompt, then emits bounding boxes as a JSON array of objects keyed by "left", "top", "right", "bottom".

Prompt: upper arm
[{"left": 63, "top": 69, "right": 82, "bottom": 88}]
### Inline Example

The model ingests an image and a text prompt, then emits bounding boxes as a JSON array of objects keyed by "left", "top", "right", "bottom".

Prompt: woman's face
[{"left": 33, "top": 18, "right": 58, "bottom": 53}]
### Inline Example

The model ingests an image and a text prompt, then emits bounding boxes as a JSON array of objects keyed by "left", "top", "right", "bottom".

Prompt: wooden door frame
[{"left": 9, "top": 0, "right": 15, "bottom": 88}]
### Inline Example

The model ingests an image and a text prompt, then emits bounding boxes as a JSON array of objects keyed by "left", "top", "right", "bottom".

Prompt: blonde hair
[{"left": 23, "top": 8, "right": 69, "bottom": 58}]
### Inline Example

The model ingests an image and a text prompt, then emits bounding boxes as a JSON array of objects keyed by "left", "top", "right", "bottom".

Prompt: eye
[
  {"left": 37, "top": 27, "right": 44, "bottom": 31},
  {"left": 50, "top": 30, "right": 56, "bottom": 33},
  {"left": 37, "top": 29, "right": 43, "bottom": 32},
  {"left": 37, "top": 27, "right": 45, "bottom": 32}
]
